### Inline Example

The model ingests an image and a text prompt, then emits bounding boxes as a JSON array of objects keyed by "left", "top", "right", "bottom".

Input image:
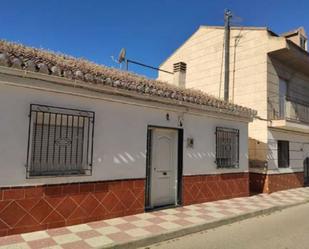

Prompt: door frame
[{"left": 145, "top": 125, "right": 183, "bottom": 211}]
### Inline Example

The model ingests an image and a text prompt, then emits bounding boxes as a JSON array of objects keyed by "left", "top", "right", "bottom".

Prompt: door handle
[{"left": 163, "top": 172, "right": 167, "bottom": 176}]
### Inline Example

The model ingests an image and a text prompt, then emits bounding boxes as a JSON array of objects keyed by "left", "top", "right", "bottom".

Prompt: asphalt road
[{"left": 140, "top": 203, "right": 309, "bottom": 249}]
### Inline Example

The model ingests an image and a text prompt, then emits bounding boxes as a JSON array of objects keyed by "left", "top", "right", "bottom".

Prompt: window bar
[
  {"left": 70, "top": 115, "right": 74, "bottom": 167},
  {"left": 90, "top": 116, "right": 95, "bottom": 168},
  {"left": 75, "top": 116, "right": 80, "bottom": 168},
  {"left": 31, "top": 111, "right": 38, "bottom": 169},
  {"left": 26, "top": 106, "right": 33, "bottom": 173},
  {"left": 46, "top": 112, "right": 51, "bottom": 166},
  {"left": 52, "top": 113, "right": 58, "bottom": 167},
  {"left": 58, "top": 114, "right": 63, "bottom": 165},
  {"left": 39, "top": 112, "right": 45, "bottom": 172},
  {"left": 64, "top": 115, "right": 69, "bottom": 166},
  {"left": 80, "top": 117, "right": 85, "bottom": 168},
  {"left": 86, "top": 117, "right": 90, "bottom": 165}
]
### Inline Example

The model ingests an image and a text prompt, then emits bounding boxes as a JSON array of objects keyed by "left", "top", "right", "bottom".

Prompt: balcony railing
[{"left": 273, "top": 98, "right": 309, "bottom": 124}]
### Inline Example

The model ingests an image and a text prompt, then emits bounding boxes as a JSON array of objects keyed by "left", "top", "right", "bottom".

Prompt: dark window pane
[{"left": 278, "top": 140, "right": 289, "bottom": 168}]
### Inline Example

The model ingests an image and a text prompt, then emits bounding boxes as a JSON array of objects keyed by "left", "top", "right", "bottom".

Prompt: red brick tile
[
  {"left": 17, "top": 198, "right": 39, "bottom": 210},
  {"left": 68, "top": 207, "right": 88, "bottom": 220},
  {"left": 80, "top": 194, "right": 100, "bottom": 216},
  {"left": 80, "top": 183, "right": 95, "bottom": 193},
  {"left": 25, "top": 187, "right": 44, "bottom": 198},
  {"left": 0, "top": 219, "right": 9, "bottom": 230},
  {"left": 43, "top": 210, "right": 64, "bottom": 224},
  {"left": 3, "top": 189, "right": 24, "bottom": 200},
  {"left": 15, "top": 214, "right": 40, "bottom": 228},
  {"left": 0, "top": 202, "right": 26, "bottom": 227},
  {"left": 45, "top": 185, "right": 62, "bottom": 196},
  {"left": 133, "top": 180, "right": 145, "bottom": 189},
  {"left": 8, "top": 224, "right": 47, "bottom": 236},
  {"left": 62, "top": 184, "right": 80, "bottom": 195},
  {"left": 56, "top": 197, "right": 78, "bottom": 219},
  {"left": 47, "top": 221, "right": 66, "bottom": 229},
  {"left": 0, "top": 190, "right": 3, "bottom": 201},
  {"left": 30, "top": 199, "right": 53, "bottom": 223},
  {"left": 0, "top": 229, "right": 8, "bottom": 237},
  {"left": 94, "top": 182, "right": 108, "bottom": 192}
]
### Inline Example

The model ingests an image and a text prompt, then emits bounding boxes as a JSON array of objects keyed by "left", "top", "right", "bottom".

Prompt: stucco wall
[
  {"left": 158, "top": 27, "right": 270, "bottom": 166},
  {"left": 267, "top": 129, "right": 309, "bottom": 172},
  {"left": 0, "top": 79, "right": 249, "bottom": 187}
]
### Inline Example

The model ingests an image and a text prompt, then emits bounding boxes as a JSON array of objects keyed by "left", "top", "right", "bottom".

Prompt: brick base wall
[
  {"left": 249, "top": 172, "right": 304, "bottom": 194},
  {"left": 182, "top": 173, "right": 249, "bottom": 205},
  {"left": 0, "top": 179, "right": 145, "bottom": 237}
]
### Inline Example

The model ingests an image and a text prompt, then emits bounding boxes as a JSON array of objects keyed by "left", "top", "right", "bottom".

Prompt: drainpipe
[{"left": 224, "top": 9, "right": 232, "bottom": 101}]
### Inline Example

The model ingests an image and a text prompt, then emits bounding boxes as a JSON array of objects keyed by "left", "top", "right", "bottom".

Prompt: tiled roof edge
[{"left": 0, "top": 40, "right": 257, "bottom": 118}]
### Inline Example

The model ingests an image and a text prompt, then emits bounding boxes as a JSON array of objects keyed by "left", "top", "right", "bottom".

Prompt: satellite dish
[{"left": 118, "top": 48, "right": 126, "bottom": 63}]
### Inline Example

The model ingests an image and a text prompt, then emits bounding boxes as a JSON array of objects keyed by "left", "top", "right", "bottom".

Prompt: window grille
[
  {"left": 278, "top": 140, "right": 289, "bottom": 168},
  {"left": 215, "top": 127, "right": 239, "bottom": 168},
  {"left": 26, "top": 104, "right": 95, "bottom": 177}
]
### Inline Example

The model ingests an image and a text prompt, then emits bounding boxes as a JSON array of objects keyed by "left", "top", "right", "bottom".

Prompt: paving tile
[
  {"left": 0, "top": 242, "right": 31, "bottom": 249},
  {"left": 131, "top": 219, "right": 153, "bottom": 228},
  {"left": 27, "top": 238, "right": 57, "bottom": 249},
  {"left": 158, "top": 221, "right": 181, "bottom": 230},
  {"left": 67, "top": 224, "right": 92, "bottom": 233},
  {"left": 62, "top": 240, "right": 94, "bottom": 249},
  {"left": 0, "top": 234, "right": 23, "bottom": 246},
  {"left": 125, "top": 228, "right": 151, "bottom": 238},
  {"left": 21, "top": 231, "right": 50, "bottom": 242},
  {"left": 85, "top": 235, "right": 114, "bottom": 247},
  {"left": 96, "top": 226, "right": 121, "bottom": 235},
  {"left": 104, "top": 218, "right": 127, "bottom": 226},
  {"left": 76, "top": 229, "right": 102, "bottom": 240},
  {"left": 53, "top": 234, "right": 81, "bottom": 245},
  {"left": 107, "top": 232, "right": 134, "bottom": 243}
]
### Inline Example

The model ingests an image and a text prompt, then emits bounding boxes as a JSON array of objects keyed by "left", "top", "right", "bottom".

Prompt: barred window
[
  {"left": 26, "top": 104, "right": 95, "bottom": 177},
  {"left": 215, "top": 127, "right": 239, "bottom": 168}
]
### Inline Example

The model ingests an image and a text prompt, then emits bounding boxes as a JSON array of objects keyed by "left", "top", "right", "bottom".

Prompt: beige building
[{"left": 158, "top": 26, "right": 309, "bottom": 193}]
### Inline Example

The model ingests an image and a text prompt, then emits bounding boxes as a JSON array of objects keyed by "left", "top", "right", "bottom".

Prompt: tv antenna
[{"left": 117, "top": 48, "right": 173, "bottom": 74}]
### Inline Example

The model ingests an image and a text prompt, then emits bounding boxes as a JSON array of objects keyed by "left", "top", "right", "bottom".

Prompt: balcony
[{"left": 269, "top": 99, "right": 309, "bottom": 133}]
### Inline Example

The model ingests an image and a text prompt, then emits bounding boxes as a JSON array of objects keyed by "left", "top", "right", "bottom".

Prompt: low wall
[
  {"left": 0, "top": 172, "right": 250, "bottom": 236},
  {"left": 0, "top": 179, "right": 145, "bottom": 236},
  {"left": 182, "top": 173, "right": 249, "bottom": 205},
  {"left": 249, "top": 172, "right": 304, "bottom": 194}
]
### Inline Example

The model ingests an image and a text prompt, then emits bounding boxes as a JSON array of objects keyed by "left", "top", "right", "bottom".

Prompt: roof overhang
[
  {"left": 269, "top": 119, "right": 309, "bottom": 134},
  {"left": 268, "top": 40, "right": 309, "bottom": 77}
]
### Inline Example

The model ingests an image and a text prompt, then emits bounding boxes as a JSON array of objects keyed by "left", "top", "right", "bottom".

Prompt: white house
[{"left": 0, "top": 40, "right": 255, "bottom": 236}]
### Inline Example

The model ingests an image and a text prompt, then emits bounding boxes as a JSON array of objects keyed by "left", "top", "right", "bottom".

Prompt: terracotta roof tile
[{"left": 0, "top": 40, "right": 256, "bottom": 118}]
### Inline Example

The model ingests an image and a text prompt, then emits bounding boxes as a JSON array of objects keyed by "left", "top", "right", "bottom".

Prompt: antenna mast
[{"left": 224, "top": 9, "right": 232, "bottom": 101}]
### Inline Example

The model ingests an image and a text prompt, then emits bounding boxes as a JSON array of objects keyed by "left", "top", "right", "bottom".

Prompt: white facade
[{"left": 0, "top": 72, "right": 249, "bottom": 187}]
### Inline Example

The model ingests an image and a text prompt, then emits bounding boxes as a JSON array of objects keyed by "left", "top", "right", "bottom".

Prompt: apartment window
[
  {"left": 300, "top": 35, "right": 307, "bottom": 50},
  {"left": 278, "top": 140, "right": 289, "bottom": 168},
  {"left": 215, "top": 127, "right": 239, "bottom": 168},
  {"left": 279, "top": 78, "right": 288, "bottom": 118},
  {"left": 26, "top": 104, "right": 95, "bottom": 177}
]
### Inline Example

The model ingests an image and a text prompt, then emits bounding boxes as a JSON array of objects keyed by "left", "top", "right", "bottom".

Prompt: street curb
[{"left": 101, "top": 199, "right": 309, "bottom": 249}]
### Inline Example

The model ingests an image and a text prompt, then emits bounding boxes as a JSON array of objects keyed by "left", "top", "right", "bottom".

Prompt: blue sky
[{"left": 1, "top": 0, "right": 308, "bottom": 78}]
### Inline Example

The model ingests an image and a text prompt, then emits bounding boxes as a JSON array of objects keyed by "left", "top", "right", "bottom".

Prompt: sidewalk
[{"left": 1, "top": 187, "right": 309, "bottom": 249}]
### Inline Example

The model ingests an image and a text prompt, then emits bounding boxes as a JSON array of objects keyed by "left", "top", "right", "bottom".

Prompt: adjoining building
[
  {"left": 158, "top": 25, "right": 309, "bottom": 193},
  {"left": 0, "top": 40, "right": 255, "bottom": 236}
]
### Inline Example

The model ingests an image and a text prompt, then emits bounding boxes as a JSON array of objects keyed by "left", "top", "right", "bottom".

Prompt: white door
[{"left": 150, "top": 128, "right": 178, "bottom": 208}]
